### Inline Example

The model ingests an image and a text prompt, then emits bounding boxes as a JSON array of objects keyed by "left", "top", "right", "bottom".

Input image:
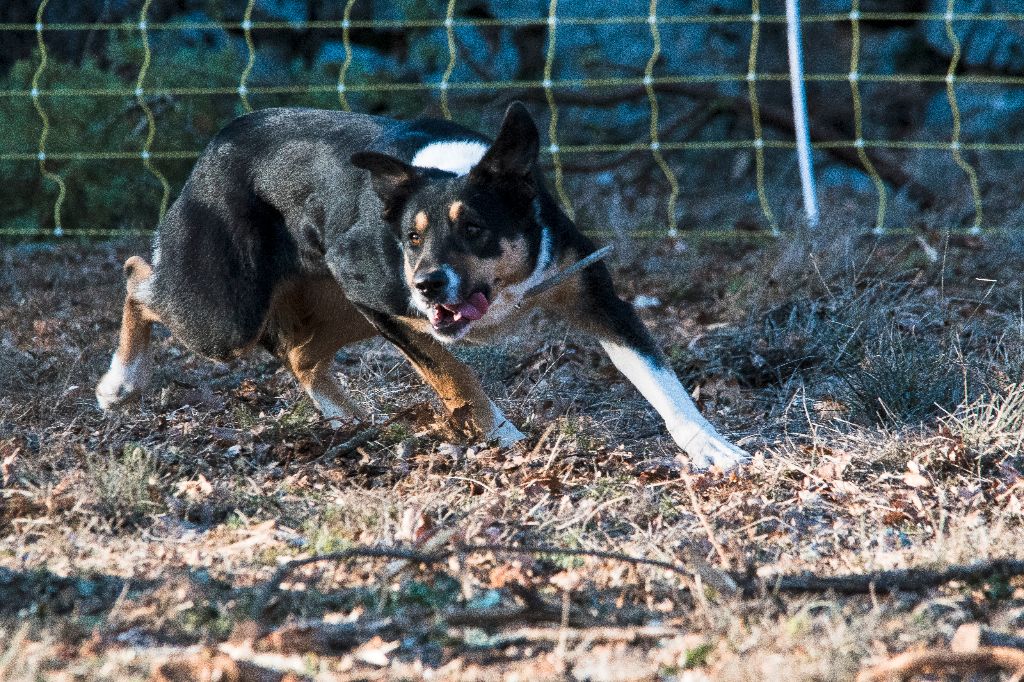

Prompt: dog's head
[{"left": 351, "top": 102, "right": 549, "bottom": 342}]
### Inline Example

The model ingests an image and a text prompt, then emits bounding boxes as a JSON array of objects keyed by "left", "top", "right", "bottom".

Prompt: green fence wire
[{"left": 1, "top": 3, "right": 1021, "bottom": 238}]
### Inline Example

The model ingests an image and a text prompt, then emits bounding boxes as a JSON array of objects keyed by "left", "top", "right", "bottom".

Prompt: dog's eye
[{"left": 407, "top": 232, "right": 423, "bottom": 246}]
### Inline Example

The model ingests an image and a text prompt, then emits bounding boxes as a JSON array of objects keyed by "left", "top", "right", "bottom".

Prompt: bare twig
[
  {"left": 751, "top": 558, "right": 1024, "bottom": 597},
  {"left": 522, "top": 245, "right": 615, "bottom": 300},
  {"left": 681, "top": 473, "right": 733, "bottom": 570},
  {"left": 452, "top": 32, "right": 498, "bottom": 83},
  {"left": 526, "top": 423, "right": 557, "bottom": 462},
  {"left": 316, "top": 401, "right": 428, "bottom": 463},
  {"left": 256, "top": 616, "right": 681, "bottom": 654},
  {"left": 256, "top": 541, "right": 693, "bottom": 615},
  {"left": 257, "top": 541, "right": 1024, "bottom": 618},
  {"left": 256, "top": 619, "right": 392, "bottom": 654},
  {"left": 444, "top": 604, "right": 532, "bottom": 628},
  {"left": 557, "top": 102, "right": 725, "bottom": 174},
  {"left": 856, "top": 647, "right": 1024, "bottom": 682},
  {"left": 445, "top": 593, "right": 581, "bottom": 628},
  {"left": 451, "top": 625, "right": 689, "bottom": 646}
]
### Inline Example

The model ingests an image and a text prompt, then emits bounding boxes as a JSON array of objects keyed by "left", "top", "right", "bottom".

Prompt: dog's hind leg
[
  {"left": 356, "top": 309, "right": 525, "bottom": 447},
  {"left": 285, "top": 347, "right": 368, "bottom": 427},
  {"left": 538, "top": 260, "right": 748, "bottom": 470},
  {"left": 96, "top": 256, "right": 161, "bottom": 410},
  {"left": 282, "top": 337, "right": 370, "bottom": 427},
  {"left": 267, "top": 278, "right": 376, "bottom": 427}
]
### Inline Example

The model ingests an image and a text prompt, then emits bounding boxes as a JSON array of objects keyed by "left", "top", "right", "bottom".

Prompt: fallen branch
[
  {"left": 256, "top": 542, "right": 693, "bottom": 616},
  {"left": 153, "top": 647, "right": 290, "bottom": 682},
  {"left": 254, "top": 619, "right": 686, "bottom": 657},
  {"left": 750, "top": 558, "right": 1024, "bottom": 596},
  {"left": 257, "top": 542, "right": 1024, "bottom": 616},
  {"left": 856, "top": 647, "right": 1024, "bottom": 682},
  {"left": 444, "top": 601, "right": 580, "bottom": 628},
  {"left": 263, "top": 543, "right": 692, "bottom": 596},
  {"left": 316, "top": 401, "right": 429, "bottom": 463},
  {"left": 451, "top": 625, "right": 689, "bottom": 646},
  {"left": 256, "top": 619, "right": 392, "bottom": 655}
]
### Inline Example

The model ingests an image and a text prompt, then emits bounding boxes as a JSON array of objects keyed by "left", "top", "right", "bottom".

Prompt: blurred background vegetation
[{"left": 2, "top": 0, "right": 1024, "bottom": 237}]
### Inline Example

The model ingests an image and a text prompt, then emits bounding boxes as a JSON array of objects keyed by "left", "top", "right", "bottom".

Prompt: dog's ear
[
  {"left": 350, "top": 151, "right": 421, "bottom": 218},
  {"left": 469, "top": 102, "right": 539, "bottom": 185}
]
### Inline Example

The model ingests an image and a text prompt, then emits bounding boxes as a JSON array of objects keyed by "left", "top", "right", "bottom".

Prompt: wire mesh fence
[{"left": 1, "top": 0, "right": 1022, "bottom": 239}]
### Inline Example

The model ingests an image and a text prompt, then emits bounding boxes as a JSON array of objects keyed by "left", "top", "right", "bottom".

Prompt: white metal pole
[{"left": 785, "top": 0, "right": 819, "bottom": 228}]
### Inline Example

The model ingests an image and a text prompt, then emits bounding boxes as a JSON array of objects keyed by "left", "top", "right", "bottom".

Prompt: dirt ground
[{"left": 2, "top": 231, "right": 1024, "bottom": 681}]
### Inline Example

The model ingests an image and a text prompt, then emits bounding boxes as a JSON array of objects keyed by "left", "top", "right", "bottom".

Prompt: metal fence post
[{"left": 785, "top": 0, "right": 819, "bottom": 228}]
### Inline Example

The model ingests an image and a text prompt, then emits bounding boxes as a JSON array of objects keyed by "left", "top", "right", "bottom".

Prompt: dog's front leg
[
  {"left": 357, "top": 308, "right": 525, "bottom": 447},
  {"left": 540, "top": 264, "right": 748, "bottom": 470}
]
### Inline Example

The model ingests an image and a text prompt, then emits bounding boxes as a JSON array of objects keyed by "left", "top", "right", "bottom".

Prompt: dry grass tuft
[
  {"left": 943, "top": 383, "right": 1024, "bottom": 461},
  {"left": 84, "top": 444, "right": 161, "bottom": 524}
]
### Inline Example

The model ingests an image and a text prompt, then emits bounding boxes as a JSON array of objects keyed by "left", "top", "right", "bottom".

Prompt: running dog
[{"left": 96, "top": 102, "right": 747, "bottom": 469}]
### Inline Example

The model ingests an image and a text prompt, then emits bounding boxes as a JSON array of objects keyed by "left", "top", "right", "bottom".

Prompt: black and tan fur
[{"left": 96, "top": 103, "right": 747, "bottom": 469}]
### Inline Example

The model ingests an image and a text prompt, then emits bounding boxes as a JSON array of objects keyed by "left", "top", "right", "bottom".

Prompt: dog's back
[
  {"left": 147, "top": 109, "right": 374, "bottom": 359},
  {"left": 148, "top": 108, "right": 493, "bottom": 360}
]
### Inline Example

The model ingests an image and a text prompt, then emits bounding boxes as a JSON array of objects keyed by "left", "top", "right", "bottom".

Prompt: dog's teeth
[{"left": 453, "top": 311, "right": 463, "bottom": 322}]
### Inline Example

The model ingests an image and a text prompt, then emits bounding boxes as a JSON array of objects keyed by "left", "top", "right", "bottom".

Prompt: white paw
[
  {"left": 306, "top": 387, "right": 369, "bottom": 428},
  {"left": 485, "top": 418, "right": 526, "bottom": 448},
  {"left": 485, "top": 401, "right": 526, "bottom": 447},
  {"left": 96, "top": 352, "right": 151, "bottom": 410},
  {"left": 314, "top": 403, "right": 364, "bottom": 430},
  {"left": 674, "top": 430, "right": 749, "bottom": 471}
]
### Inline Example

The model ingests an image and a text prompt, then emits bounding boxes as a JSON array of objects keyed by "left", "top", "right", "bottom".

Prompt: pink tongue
[{"left": 452, "top": 292, "right": 489, "bottom": 321}]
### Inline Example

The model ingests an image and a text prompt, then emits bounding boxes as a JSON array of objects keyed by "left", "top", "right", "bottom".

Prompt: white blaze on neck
[
  {"left": 517, "top": 219, "right": 553, "bottom": 293},
  {"left": 411, "top": 140, "right": 488, "bottom": 176},
  {"left": 470, "top": 203, "right": 553, "bottom": 333}
]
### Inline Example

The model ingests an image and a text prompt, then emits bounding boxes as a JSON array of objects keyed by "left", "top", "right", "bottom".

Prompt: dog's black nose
[{"left": 414, "top": 269, "right": 449, "bottom": 299}]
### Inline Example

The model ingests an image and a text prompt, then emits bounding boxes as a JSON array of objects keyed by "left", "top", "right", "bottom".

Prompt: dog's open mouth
[{"left": 430, "top": 291, "right": 490, "bottom": 335}]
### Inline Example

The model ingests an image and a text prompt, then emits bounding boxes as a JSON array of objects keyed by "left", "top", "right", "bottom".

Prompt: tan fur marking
[
  {"left": 448, "top": 200, "right": 463, "bottom": 223},
  {"left": 117, "top": 256, "right": 160, "bottom": 363},
  {"left": 97, "top": 256, "right": 162, "bottom": 408},
  {"left": 403, "top": 251, "right": 419, "bottom": 291},
  {"left": 414, "top": 211, "right": 429, "bottom": 234},
  {"left": 493, "top": 236, "right": 531, "bottom": 284},
  {"left": 396, "top": 315, "right": 436, "bottom": 336},
  {"left": 534, "top": 252, "right": 587, "bottom": 319},
  {"left": 455, "top": 235, "right": 531, "bottom": 294},
  {"left": 268, "top": 276, "right": 377, "bottom": 421},
  {"left": 538, "top": 276, "right": 583, "bottom": 311}
]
